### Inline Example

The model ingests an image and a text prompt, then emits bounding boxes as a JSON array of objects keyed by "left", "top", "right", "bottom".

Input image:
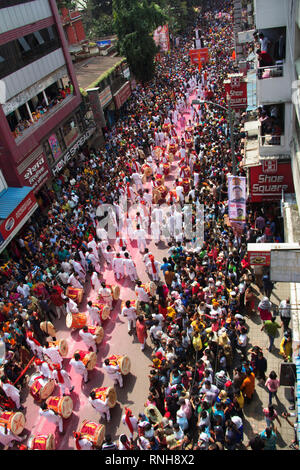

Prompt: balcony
[
  {"left": 259, "top": 134, "right": 284, "bottom": 147},
  {"left": 257, "top": 64, "right": 284, "bottom": 80},
  {"left": 256, "top": 63, "right": 292, "bottom": 104}
]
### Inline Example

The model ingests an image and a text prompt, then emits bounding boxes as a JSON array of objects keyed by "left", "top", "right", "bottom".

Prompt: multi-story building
[{"left": 0, "top": 0, "right": 96, "bottom": 255}]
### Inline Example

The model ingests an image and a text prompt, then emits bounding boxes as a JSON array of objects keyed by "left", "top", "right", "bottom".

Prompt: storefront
[
  {"left": 249, "top": 160, "right": 295, "bottom": 203},
  {"left": 113, "top": 81, "right": 131, "bottom": 118}
]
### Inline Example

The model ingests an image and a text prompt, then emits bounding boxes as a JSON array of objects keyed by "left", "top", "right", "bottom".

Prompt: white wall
[
  {"left": 0, "top": 0, "right": 52, "bottom": 35},
  {"left": 254, "top": 0, "right": 292, "bottom": 29}
]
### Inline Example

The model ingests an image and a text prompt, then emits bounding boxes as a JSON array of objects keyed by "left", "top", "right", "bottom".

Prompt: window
[
  {"left": 43, "top": 140, "right": 55, "bottom": 165},
  {"left": 0, "top": 25, "right": 60, "bottom": 80},
  {"left": 76, "top": 110, "right": 85, "bottom": 132}
]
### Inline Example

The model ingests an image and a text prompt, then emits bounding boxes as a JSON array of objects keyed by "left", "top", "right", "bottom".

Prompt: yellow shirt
[{"left": 192, "top": 336, "right": 202, "bottom": 351}]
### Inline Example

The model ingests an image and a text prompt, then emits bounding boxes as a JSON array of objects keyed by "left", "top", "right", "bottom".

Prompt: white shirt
[
  {"left": 122, "top": 306, "right": 137, "bottom": 321},
  {"left": 89, "top": 396, "right": 109, "bottom": 413},
  {"left": 79, "top": 329, "right": 97, "bottom": 346},
  {"left": 39, "top": 408, "right": 61, "bottom": 423},
  {"left": 43, "top": 346, "right": 62, "bottom": 364},
  {"left": 135, "top": 286, "right": 150, "bottom": 302},
  {"left": 70, "top": 358, "right": 86, "bottom": 375}
]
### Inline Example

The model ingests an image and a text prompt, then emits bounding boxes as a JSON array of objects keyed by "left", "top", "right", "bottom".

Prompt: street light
[{"left": 191, "top": 98, "right": 237, "bottom": 176}]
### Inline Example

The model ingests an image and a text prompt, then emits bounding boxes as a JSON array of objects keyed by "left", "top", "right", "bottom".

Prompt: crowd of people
[{"left": 0, "top": 0, "right": 295, "bottom": 451}]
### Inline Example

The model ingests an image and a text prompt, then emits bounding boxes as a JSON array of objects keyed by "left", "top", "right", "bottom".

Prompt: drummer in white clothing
[
  {"left": 123, "top": 252, "right": 138, "bottom": 281},
  {"left": 89, "top": 390, "right": 110, "bottom": 421},
  {"left": 133, "top": 224, "right": 147, "bottom": 253},
  {"left": 103, "top": 359, "right": 123, "bottom": 387},
  {"left": 39, "top": 402, "right": 63, "bottom": 433},
  {"left": 98, "top": 282, "right": 113, "bottom": 310},
  {"left": 66, "top": 297, "right": 79, "bottom": 315},
  {"left": 0, "top": 424, "right": 25, "bottom": 448},
  {"left": 1, "top": 379, "right": 22, "bottom": 410},
  {"left": 52, "top": 363, "right": 74, "bottom": 395},
  {"left": 135, "top": 282, "right": 150, "bottom": 302},
  {"left": 43, "top": 342, "right": 63, "bottom": 367},
  {"left": 70, "top": 353, "right": 89, "bottom": 384},
  {"left": 121, "top": 300, "right": 137, "bottom": 333},
  {"left": 112, "top": 253, "right": 125, "bottom": 280},
  {"left": 87, "top": 301, "right": 101, "bottom": 326},
  {"left": 35, "top": 358, "right": 53, "bottom": 380},
  {"left": 79, "top": 325, "right": 98, "bottom": 353}
]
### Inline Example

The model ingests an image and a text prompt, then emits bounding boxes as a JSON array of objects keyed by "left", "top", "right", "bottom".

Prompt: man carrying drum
[
  {"left": 43, "top": 342, "right": 63, "bottom": 367},
  {"left": 103, "top": 358, "right": 123, "bottom": 388},
  {"left": 1, "top": 377, "right": 23, "bottom": 411},
  {"left": 70, "top": 353, "right": 89, "bottom": 385},
  {"left": 52, "top": 364, "right": 74, "bottom": 396},
  {"left": 73, "top": 431, "right": 94, "bottom": 451},
  {"left": 88, "top": 390, "right": 111, "bottom": 422},
  {"left": 121, "top": 300, "right": 137, "bottom": 335},
  {"left": 99, "top": 282, "right": 113, "bottom": 310},
  {"left": 87, "top": 301, "right": 102, "bottom": 326},
  {"left": 39, "top": 401, "right": 64, "bottom": 434},
  {"left": 79, "top": 326, "right": 98, "bottom": 353}
]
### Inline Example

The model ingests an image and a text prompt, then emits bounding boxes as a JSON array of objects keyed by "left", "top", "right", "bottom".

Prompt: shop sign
[
  {"left": 224, "top": 74, "right": 247, "bottom": 109},
  {"left": 0, "top": 192, "right": 38, "bottom": 246},
  {"left": 18, "top": 151, "right": 51, "bottom": 193},
  {"left": 113, "top": 82, "right": 131, "bottom": 109},
  {"left": 99, "top": 86, "right": 113, "bottom": 108},
  {"left": 52, "top": 126, "right": 96, "bottom": 176},
  {"left": 248, "top": 251, "right": 271, "bottom": 266},
  {"left": 249, "top": 161, "right": 294, "bottom": 202}
]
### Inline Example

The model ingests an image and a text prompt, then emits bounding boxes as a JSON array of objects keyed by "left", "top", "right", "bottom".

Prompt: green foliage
[{"left": 112, "top": 0, "right": 167, "bottom": 83}]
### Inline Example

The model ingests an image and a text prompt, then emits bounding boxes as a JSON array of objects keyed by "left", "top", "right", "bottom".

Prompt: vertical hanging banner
[
  {"left": 153, "top": 24, "right": 170, "bottom": 53},
  {"left": 228, "top": 175, "right": 247, "bottom": 223},
  {"left": 224, "top": 73, "right": 247, "bottom": 109},
  {"left": 86, "top": 87, "right": 106, "bottom": 129}
]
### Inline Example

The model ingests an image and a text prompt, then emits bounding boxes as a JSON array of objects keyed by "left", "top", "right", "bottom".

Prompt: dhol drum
[
  {"left": 141, "top": 282, "right": 157, "bottom": 298},
  {"left": 74, "top": 350, "right": 97, "bottom": 371},
  {"left": 92, "top": 303, "right": 110, "bottom": 321},
  {"left": 168, "top": 189, "right": 178, "bottom": 204},
  {"left": 66, "top": 287, "right": 84, "bottom": 305},
  {"left": 168, "top": 144, "right": 177, "bottom": 156},
  {"left": 87, "top": 325, "right": 104, "bottom": 345},
  {"left": 181, "top": 178, "right": 190, "bottom": 194},
  {"left": 141, "top": 163, "right": 152, "bottom": 178},
  {"left": 121, "top": 300, "right": 142, "bottom": 314},
  {"left": 154, "top": 146, "right": 163, "bottom": 158},
  {"left": 29, "top": 374, "right": 55, "bottom": 402},
  {"left": 28, "top": 434, "right": 55, "bottom": 450},
  {"left": 92, "top": 387, "right": 117, "bottom": 408},
  {"left": 40, "top": 321, "right": 56, "bottom": 339},
  {"left": 46, "top": 396, "right": 73, "bottom": 419},
  {"left": 163, "top": 163, "right": 170, "bottom": 176},
  {"left": 78, "top": 421, "right": 105, "bottom": 448},
  {"left": 66, "top": 312, "right": 87, "bottom": 329},
  {"left": 162, "top": 123, "right": 171, "bottom": 133},
  {"left": 48, "top": 339, "right": 68, "bottom": 357},
  {"left": 107, "top": 284, "right": 120, "bottom": 301},
  {"left": 155, "top": 173, "right": 165, "bottom": 186},
  {"left": 185, "top": 138, "right": 193, "bottom": 149},
  {"left": 0, "top": 411, "right": 25, "bottom": 435},
  {"left": 153, "top": 185, "right": 168, "bottom": 204},
  {"left": 108, "top": 354, "right": 131, "bottom": 376}
]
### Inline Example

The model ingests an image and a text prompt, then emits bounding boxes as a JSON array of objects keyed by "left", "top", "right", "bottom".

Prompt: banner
[
  {"left": 189, "top": 48, "right": 209, "bottom": 65},
  {"left": 228, "top": 175, "right": 247, "bottom": 223},
  {"left": 224, "top": 74, "right": 247, "bottom": 109},
  {"left": 153, "top": 24, "right": 170, "bottom": 53},
  {"left": 249, "top": 161, "right": 294, "bottom": 202},
  {"left": 48, "top": 134, "right": 62, "bottom": 160},
  {"left": 86, "top": 88, "right": 106, "bottom": 130}
]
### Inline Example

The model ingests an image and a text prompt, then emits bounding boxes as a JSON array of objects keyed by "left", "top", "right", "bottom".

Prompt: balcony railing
[
  {"left": 259, "top": 134, "right": 284, "bottom": 147},
  {"left": 257, "top": 64, "right": 284, "bottom": 80}
]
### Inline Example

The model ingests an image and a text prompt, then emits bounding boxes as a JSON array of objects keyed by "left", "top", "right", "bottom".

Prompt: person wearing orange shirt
[{"left": 240, "top": 368, "right": 255, "bottom": 404}]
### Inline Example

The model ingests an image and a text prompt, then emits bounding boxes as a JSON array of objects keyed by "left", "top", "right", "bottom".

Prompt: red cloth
[
  {"left": 149, "top": 255, "right": 157, "bottom": 274},
  {"left": 258, "top": 308, "right": 272, "bottom": 321},
  {"left": 124, "top": 408, "right": 134, "bottom": 435}
]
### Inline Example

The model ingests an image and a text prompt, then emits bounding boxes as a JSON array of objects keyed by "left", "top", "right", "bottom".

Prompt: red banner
[
  {"left": 249, "top": 161, "right": 294, "bottom": 202},
  {"left": 114, "top": 82, "right": 131, "bottom": 110},
  {"left": 189, "top": 48, "right": 209, "bottom": 65},
  {"left": 224, "top": 75, "right": 247, "bottom": 109},
  {"left": 0, "top": 191, "right": 38, "bottom": 242}
]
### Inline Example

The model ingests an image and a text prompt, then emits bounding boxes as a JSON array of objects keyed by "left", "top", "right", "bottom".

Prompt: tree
[{"left": 112, "top": 0, "right": 167, "bottom": 83}]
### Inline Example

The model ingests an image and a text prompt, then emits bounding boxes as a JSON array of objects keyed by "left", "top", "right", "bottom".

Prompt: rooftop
[{"left": 74, "top": 55, "right": 126, "bottom": 91}]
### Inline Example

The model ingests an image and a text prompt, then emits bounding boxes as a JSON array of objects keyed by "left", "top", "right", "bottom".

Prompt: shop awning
[{"left": 0, "top": 187, "right": 38, "bottom": 253}]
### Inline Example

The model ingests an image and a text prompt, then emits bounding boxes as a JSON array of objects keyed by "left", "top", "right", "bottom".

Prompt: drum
[
  {"left": 169, "top": 190, "right": 178, "bottom": 203},
  {"left": 78, "top": 421, "right": 105, "bottom": 448},
  {"left": 182, "top": 178, "right": 190, "bottom": 194},
  {"left": 92, "top": 303, "right": 110, "bottom": 321},
  {"left": 49, "top": 339, "right": 68, "bottom": 357},
  {"left": 28, "top": 434, "right": 55, "bottom": 450},
  {"left": 168, "top": 144, "right": 177, "bottom": 155},
  {"left": 185, "top": 139, "right": 193, "bottom": 149},
  {"left": 108, "top": 354, "right": 131, "bottom": 375},
  {"left": 144, "top": 282, "right": 156, "bottom": 297},
  {"left": 0, "top": 411, "right": 25, "bottom": 435},
  {"left": 66, "top": 287, "right": 84, "bottom": 305},
  {"left": 74, "top": 350, "right": 97, "bottom": 371},
  {"left": 162, "top": 123, "right": 170, "bottom": 133},
  {"left": 92, "top": 386, "right": 117, "bottom": 408},
  {"left": 66, "top": 312, "right": 87, "bottom": 329},
  {"left": 141, "top": 164, "right": 152, "bottom": 178},
  {"left": 87, "top": 325, "right": 104, "bottom": 345},
  {"left": 29, "top": 374, "right": 55, "bottom": 402},
  {"left": 163, "top": 163, "right": 170, "bottom": 176},
  {"left": 46, "top": 396, "right": 73, "bottom": 419},
  {"left": 153, "top": 185, "right": 168, "bottom": 204},
  {"left": 155, "top": 173, "right": 165, "bottom": 185},
  {"left": 107, "top": 285, "right": 120, "bottom": 301},
  {"left": 154, "top": 146, "right": 163, "bottom": 158},
  {"left": 121, "top": 300, "right": 141, "bottom": 314},
  {"left": 40, "top": 321, "right": 56, "bottom": 338}
]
